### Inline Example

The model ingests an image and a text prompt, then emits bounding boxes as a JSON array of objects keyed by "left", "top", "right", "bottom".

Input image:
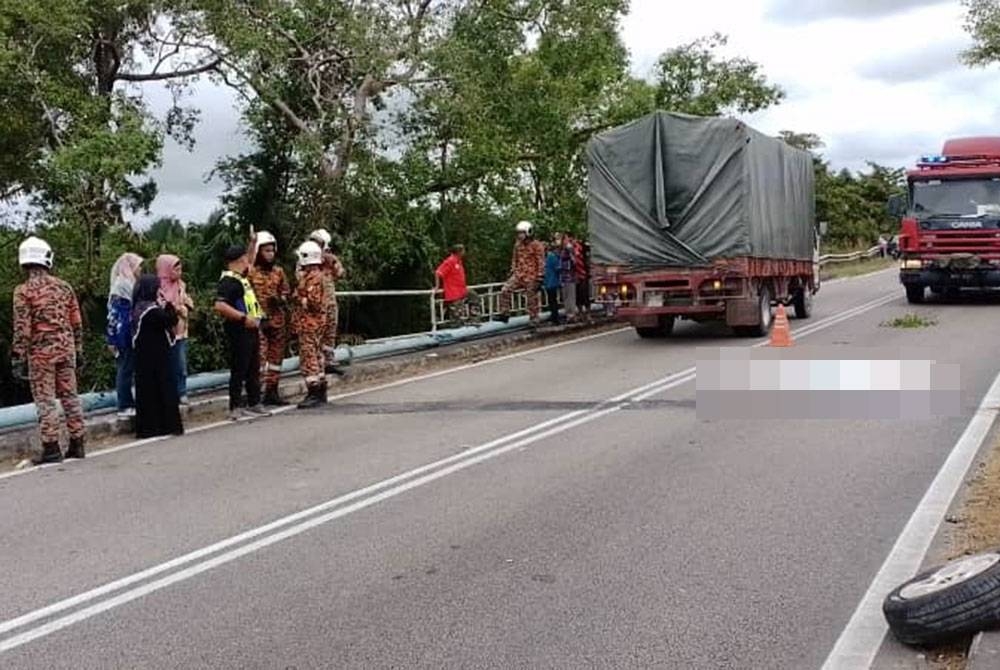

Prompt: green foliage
[
  {"left": 1, "top": 2, "right": 907, "bottom": 408},
  {"left": 777, "top": 130, "right": 904, "bottom": 249},
  {"left": 964, "top": 0, "right": 1000, "bottom": 65},
  {"left": 881, "top": 313, "right": 937, "bottom": 329},
  {"left": 653, "top": 33, "right": 785, "bottom": 116}
]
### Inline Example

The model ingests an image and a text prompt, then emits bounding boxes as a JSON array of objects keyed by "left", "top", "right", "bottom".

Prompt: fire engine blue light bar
[{"left": 919, "top": 155, "right": 949, "bottom": 164}]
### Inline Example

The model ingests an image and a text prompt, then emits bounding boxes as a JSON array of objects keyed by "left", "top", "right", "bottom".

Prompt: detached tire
[{"left": 883, "top": 550, "right": 1000, "bottom": 646}]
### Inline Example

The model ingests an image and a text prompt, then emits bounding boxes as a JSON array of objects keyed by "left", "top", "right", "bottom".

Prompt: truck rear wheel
[
  {"left": 733, "top": 286, "right": 773, "bottom": 337},
  {"left": 793, "top": 288, "right": 812, "bottom": 319},
  {"left": 635, "top": 316, "right": 675, "bottom": 339},
  {"left": 905, "top": 285, "right": 925, "bottom": 304}
]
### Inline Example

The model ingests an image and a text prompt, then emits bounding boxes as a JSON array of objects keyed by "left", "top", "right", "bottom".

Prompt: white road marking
[
  {"left": 819, "top": 369, "right": 1000, "bottom": 669},
  {"left": 0, "top": 290, "right": 897, "bottom": 652},
  {"left": 0, "top": 327, "right": 629, "bottom": 482},
  {"left": 1, "top": 288, "right": 896, "bottom": 482}
]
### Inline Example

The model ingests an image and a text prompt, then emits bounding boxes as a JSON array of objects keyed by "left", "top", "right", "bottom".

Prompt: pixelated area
[{"left": 695, "top": 347, "right": 961, "bottom": 420}]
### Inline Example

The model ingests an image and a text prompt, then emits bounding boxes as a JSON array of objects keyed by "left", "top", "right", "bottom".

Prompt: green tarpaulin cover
[{"left": 586, "top": 111, "right": 816, "bottom": 269}]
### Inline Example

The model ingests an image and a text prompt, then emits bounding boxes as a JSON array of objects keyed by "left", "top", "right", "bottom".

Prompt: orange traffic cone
[{"left": 769, "top": 304, "right": 793, "bottom": 347}]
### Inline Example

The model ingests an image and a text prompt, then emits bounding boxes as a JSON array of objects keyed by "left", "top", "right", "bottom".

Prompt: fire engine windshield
[{"left": 912, "top": 178, "right": 1000, "bottom": 218}]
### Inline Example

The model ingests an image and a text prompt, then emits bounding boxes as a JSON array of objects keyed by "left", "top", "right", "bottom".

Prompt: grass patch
[
  {"left": 881, "top": 313, "right": 937, "bottom": 329},
  {"left": 821, "top": 256, "right": 896, "bottom": 280}
]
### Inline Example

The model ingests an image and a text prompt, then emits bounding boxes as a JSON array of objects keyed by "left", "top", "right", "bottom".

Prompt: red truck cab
[{"left": 893, "top": 137, "right": 1000, "bottom": 303}]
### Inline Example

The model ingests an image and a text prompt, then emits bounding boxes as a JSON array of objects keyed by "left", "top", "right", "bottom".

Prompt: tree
[
  {"left": 777, "top": 131, "right": 825, "bottom": 153},
  {"left": 0, "top": 0, "right": 222, "bottom": 298},
  {"left": 653, "top": 33, "right": 785, "bottom": 116},
  {"left": 184, "top": 1, "right": 447, "bottom": 197},
  {"left": 964, "top": 0, "right": 1000, "bottom": 65}
]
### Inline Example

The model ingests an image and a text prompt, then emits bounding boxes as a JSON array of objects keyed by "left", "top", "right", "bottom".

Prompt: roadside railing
[
  {"left": 819, "top": 246, "right": 882, "bottom": 265},
  {"left": 341, "top": 246, "right": 884, "bottom": 336},
  {"left": 336, "top": 282, "right": 559, "bottom": 336}
]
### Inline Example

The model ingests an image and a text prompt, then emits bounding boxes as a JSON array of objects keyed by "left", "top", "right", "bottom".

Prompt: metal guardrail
[
  {"left": 337, "top": 281, "right": 560, "bottom": 335},
  {"left": 339, "top": 246, "right": 884, "bottom": 336},
  {"left": 818, "top": 246, "right": 882, "bottom": 265}
]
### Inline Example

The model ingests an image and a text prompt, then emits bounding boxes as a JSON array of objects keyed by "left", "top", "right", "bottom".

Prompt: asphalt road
[{"left": 2, "top": 268, "right": 998, "bottom": 669}]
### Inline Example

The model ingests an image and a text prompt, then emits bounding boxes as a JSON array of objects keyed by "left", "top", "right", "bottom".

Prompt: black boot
[
  {"left": 297, "top": 385, "right": 323, "bottom": 410},
  {"left": 32, "top": 442, "right": 63, "bottom": 465},
  {"left": 262, "top": 386, "right": 289, "bottom": 407},
  {"left": 65, "top": 436, "right": 85, "bottom": 459},
  {"left": 319, "top": 380, "right": 329, "bottom": 404}
]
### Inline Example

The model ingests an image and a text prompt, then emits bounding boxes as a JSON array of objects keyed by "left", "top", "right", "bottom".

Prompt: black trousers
[
  {"left": 227, "top": 329, "right": 261, "bottom": 410},
  {"left": 546, "top": 288, "right": 560, "bottom": 323}
]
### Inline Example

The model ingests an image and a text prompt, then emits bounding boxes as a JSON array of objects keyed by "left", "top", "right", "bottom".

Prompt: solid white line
[
  {"left": 0, "top": 291, "right": 896, "bottom": 485},
  {"left": 628, "top": 293, "right": 898, "bottom": 404},
  {"left": 819, "top": 369, "right": 1000, "bottom": 670},
  {"left": 0, "top": 291, "right": 897, "bottom": 647},
  {"left": 3, "top": 271, "right": 900, "bottom": 482},
  {"left": 0, "top": 364, "right": 696, "bottom": 638},
  {"left": 0, "top": 327, "right": 630, "bottom": 482},
  {"left": 0, "top": 402, "right": 624, "bottom": 654}
]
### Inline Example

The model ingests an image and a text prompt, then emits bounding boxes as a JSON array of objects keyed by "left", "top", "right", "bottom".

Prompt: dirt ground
[{"left": 926, "top": 435, "right": 1000, "bottom": 669}]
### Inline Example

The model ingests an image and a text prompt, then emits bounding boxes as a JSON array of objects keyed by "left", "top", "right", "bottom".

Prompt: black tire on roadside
[{"left": 883, "top": 550, "right": 1000, "bottom": 646}]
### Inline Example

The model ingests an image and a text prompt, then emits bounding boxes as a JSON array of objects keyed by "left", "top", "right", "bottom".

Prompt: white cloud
[
  {"left": 624, "top": 0, "right": 994, "bottom": 173},
  {"left": 764, "top": 0, "right": 952, "bottom": 24},
  {"left": 136, "top": 79, "right": 250, "bottom": 228}
]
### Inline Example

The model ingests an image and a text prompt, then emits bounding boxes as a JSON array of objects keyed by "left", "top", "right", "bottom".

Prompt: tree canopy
[{"left": 0, "top": 2, "right": 905, "bottom": 403}]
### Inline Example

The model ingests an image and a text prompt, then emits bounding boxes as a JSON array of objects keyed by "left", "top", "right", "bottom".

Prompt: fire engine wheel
[
  {"left": 793, "top": 288, "right": 813, "bottom": 319},
  {"left": 635, "top": 316, "right": 675, "bottom": 339},
  {"left": 905, "top": 285, "right": 926, "bottom": 304},
  {"left": 883, "top": 550, "right": 1000, "bottom": 646}
]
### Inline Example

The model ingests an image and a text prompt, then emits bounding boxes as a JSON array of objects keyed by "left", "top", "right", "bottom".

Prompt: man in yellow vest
[{"left": 213, "top": 244, "right": 272, "bottom": 420}]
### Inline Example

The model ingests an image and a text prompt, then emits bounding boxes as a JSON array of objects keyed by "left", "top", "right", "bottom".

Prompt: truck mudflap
[{"left": 725, "top": 293, "right": 762, "bottom": 327}]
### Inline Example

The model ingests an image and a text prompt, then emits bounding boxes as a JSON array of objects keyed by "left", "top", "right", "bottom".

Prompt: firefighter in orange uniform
[
  {"left": 248, "top": 231, "right": 291, "bottom": 406},
  {"left": 11, "top": 237, "right": 87, "bottom": 464},
  {"left": 293, "top": 240, "right": 328, "bottom": 409}
]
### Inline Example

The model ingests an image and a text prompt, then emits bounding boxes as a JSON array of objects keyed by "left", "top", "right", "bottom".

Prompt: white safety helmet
[
  {"left": 256, "top": 230, "right": 277, "bottom": 250},
  {"left": 297, "top": 240, "right": 324, "bottom": 267},
  {"left": 308, "top": 229, "right": 332, "bottom": 251},
  {"left": 515, "top": 220, "right": 533, "bottom": 235},
  {"left": 18, "top": 236, "right": 53, "bottom": 268}
]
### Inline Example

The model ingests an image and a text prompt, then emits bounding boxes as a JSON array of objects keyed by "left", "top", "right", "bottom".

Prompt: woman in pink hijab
[{"left": 156, "top": 254, "right": 195, "bottom": 404}]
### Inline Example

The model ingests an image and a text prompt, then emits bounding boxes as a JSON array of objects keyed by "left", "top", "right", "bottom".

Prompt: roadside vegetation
[
  {"left": 880, "top": 313, "right": 938, "bottom": 329},
  {"left": 0, "top": 1, "right": 908, "bottom": 407},
  {"left": 821, "top": 256, "right": 895, "bottom": 281}
]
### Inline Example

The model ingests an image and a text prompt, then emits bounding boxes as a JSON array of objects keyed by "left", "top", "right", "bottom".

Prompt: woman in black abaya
[{"left": 132, "top": 274, "right": 184, "bottom": 438}]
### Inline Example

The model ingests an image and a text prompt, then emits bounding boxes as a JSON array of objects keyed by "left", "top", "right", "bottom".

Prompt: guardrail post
[{"left": 430, "top": 290, "right": 438, "bottom": 332}]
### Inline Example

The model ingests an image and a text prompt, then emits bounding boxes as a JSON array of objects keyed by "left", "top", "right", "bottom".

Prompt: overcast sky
[{"left": 139, "top": 0, "right": 985, "bottom": 226}]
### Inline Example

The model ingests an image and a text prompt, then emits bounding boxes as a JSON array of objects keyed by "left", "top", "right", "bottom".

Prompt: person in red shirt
[{"left": 435, "top": 245, "right": 480, "bottom": 325}]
